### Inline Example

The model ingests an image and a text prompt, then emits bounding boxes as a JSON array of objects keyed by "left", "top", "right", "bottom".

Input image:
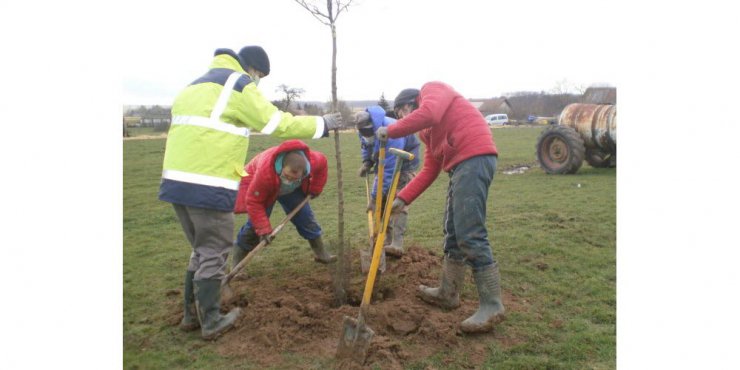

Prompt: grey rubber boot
[
  {"left": 309, "top": 236, "right": 337, "bottom": 264},
  {"left": 461, "top": 262, "right": 506, "bottom": 333},
  {"left": 231, "top": 244, "right": 249, "bottom": 271},
  {"left": 179, "top": 270, "right": 200, "bottom": 332},
  {"left": 384, "top": 212, "right": 407, "bottom": 257},
  {"left": 194, "top": 279, "right": 241, "bottom": 340},
  {"left": 418, "top": 256, "right": 466, "bottom": 309}
]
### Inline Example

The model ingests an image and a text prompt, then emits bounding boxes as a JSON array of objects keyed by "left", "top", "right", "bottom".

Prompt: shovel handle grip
[{"left": 388, "top": 148, "right": 415, "bottom": 161}]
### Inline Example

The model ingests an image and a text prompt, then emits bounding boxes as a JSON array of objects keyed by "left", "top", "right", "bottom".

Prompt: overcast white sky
[{"left": 121, "top": 0, "right": 621, "bottom": 105}]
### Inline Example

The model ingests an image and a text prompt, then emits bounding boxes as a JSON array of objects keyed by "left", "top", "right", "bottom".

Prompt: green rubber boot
[
  {"left": 194, "top": 279, "right": 241, "bottom": 340},
  {"left": 179, "top": 270, "right": 200, "bottom": 332},
  {"left": 231, "top": 244, "right": 249, "bottom": 271},
  {"left": 461, "top": 262, "right": 505, "bottom": 333},
  {"left": 384, "top": 212, "right": 407, "bottom": 257},
  {"left": 418, "top": 256, "right": 466, "bottom": 309},
  {"left": 309, "top": 236, "right": 337, "bottom": 264}
]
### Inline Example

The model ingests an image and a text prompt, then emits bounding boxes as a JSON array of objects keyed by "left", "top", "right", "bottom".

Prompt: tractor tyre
[
  {"left": 536, "top": 125, "right": 585, "bottom": 174},
  {"left": 585, "top": 149, "right": 615, "bottom": 168}
]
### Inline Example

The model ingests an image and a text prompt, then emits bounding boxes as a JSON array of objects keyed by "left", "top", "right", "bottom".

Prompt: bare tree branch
[
  {"left": 335, "top": 0, "right": 354, "bottom": 17},
  {"left": 293, "top": 0, "right": 331, "bottom": 26}
]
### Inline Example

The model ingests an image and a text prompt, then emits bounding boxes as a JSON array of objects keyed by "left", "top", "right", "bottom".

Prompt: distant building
[
  {"left": 582, "top": 87, "right": 616, "bottom": 105},
  {"left": 477, "top": 97, "right": 514, "bottom": 116}
]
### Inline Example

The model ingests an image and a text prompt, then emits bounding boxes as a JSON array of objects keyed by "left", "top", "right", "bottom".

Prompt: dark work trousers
[
  {"left": 172, "top": 204, "right": 233, "bottom": 281},
  {"left": 235, "top": 188, "right": 322, "bottom": 253},
  {"left": 442, "top": 155, "right": 498, "bottom": 271}
]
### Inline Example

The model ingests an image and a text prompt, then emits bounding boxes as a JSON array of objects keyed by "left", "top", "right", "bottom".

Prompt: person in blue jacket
[{"left": 354, "top": 105, "right": 420, "bottom": 257}]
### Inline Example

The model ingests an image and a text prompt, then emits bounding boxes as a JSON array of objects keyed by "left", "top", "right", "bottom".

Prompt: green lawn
[{"left": 123, "top": 127, "right": 615, "bottom": 369}]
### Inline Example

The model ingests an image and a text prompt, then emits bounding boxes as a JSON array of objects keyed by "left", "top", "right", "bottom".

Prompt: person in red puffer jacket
[
  {"left": 376, "top": 82, "right": 504, "bottom": 334},
  {"left": 232, "top": 139, "right": 336, "bottom": 267}
]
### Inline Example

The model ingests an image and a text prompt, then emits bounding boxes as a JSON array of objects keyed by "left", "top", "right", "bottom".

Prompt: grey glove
[
  {"left": 358, "top": 161, "right": 373, "bottom": 177},
  {"left": 391, "top": 198, "right": 406, "bottom": 214},
  {"left": 367, "top": 201, "right": 375, "bottom": 212},
  {"left": 376, "top": 126, "right": 388, "bottom": 142},
  {"left": 323, "top": 112, "right": 343, "bottom": 131},
  {"left": 353, "top": 111, "right": 371, "bottom": 127}
]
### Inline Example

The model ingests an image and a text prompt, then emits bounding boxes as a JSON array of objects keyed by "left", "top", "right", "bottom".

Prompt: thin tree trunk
[{"left": 330, "top": 21, "right": 349, "bottom": 305}]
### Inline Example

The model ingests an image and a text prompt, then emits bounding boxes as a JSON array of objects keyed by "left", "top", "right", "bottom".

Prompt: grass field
[{"left": 123, "top": 127, "right": 616, "bottom": 369}]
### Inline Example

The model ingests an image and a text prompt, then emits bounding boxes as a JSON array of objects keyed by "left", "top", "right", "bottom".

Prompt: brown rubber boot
[
  {"left": 418, "top": 256, "right": 466, "bottom": 309},
  {"left": 460, "top": 262, "right": 505, "bottom": 333}
]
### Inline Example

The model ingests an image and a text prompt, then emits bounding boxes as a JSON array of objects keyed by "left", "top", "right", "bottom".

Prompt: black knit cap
[
  {"left": 238, "top": 45, "right": 270, "bottom": 76},
  {"left": 393, "top": 88, "right": 420, "bottom": 109}
]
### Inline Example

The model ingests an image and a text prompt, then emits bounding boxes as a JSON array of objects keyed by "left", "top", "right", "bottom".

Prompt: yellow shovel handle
[
  {"left": 373, "top": 146, "right": 385, "bottom": 235},
  {"left": 361, "top": 158, "right": 404, "bottom": 306}
]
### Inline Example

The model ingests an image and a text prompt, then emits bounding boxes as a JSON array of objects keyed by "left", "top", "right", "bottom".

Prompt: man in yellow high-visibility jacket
[{"left": 159, "top": 45, "right": 342, "bottom": 340}]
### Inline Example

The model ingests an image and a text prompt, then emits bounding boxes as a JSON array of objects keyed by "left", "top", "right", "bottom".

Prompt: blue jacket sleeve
[{"left": 372, "top": 136, "right": 405, "bottom": 197}]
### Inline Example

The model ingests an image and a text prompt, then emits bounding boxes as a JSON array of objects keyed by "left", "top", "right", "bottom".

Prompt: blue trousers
[
  {"left": 442, "top": 155, "right": 498, "bottom": 271},
  {"left": 235, "top": 188, "right": 322, "bottom": 253}
]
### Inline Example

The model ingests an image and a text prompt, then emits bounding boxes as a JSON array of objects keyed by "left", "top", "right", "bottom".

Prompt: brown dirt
[{"left": 166, "top": 245, "right": 526, "bottom": 369}]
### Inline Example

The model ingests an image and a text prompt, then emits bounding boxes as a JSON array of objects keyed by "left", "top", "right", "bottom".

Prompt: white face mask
[
  {"left": 280, "top": 174, "right": 294, "bottom": 186},
  {"left": 252, "top": 74, "right": 260, "bottom": 86}
]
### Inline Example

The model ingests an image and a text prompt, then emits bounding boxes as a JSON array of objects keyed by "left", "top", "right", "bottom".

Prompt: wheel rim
[{"left": 541, "top": 136, "right": 569, "bottom": 169}]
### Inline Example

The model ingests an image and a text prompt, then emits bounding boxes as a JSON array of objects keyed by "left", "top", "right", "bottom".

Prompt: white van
[{"left": 485, "top": 114, "right": 509, "bottom": 125}]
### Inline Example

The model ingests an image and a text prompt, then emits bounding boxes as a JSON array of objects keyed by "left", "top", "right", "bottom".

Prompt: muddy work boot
[
  {"left": 461, "top": 262, "right": 505, "bottom": 333},
  {"left": 418, "top": 256, "right": 466, "bottom": 309},
  {"left": 194, "top": 279, "right": 241, "bottom": 340},
  {"left": 309, "top": 236, "right": 337, "bottom": 264},
  {"left": 179, "top": 270, "right": 200, "bottom": 332},
  {"left": 384, "top": 212, "right": 407, "bottom": 257}
]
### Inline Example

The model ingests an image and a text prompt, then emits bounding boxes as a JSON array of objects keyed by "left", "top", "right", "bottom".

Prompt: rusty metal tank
[
  {"left": 558, "top": 103, "right": 617, "bottom": 155},
  {"left": 536, "top": 103, "right": 617, "bottom": 174}
]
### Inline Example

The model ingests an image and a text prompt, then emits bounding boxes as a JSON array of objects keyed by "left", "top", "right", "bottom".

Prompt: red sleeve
[
  {"left": 396, "top": 131, "right": 442, "bottom": 204},
  {"left": 307, "top": 152, "right": 328, "bottom": 196},
  {"left": 245, "top": 173, "right": 274, "bottom": 236},
  {"left": 233, "top": 169, "right": 251, "bottom": 214},
  {"left": 387, "top": 82, "right": 456, "bottom": 139}
]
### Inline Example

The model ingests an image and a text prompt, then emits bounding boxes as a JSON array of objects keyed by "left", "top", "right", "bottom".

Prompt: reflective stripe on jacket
[{"left": 159, "top": 51, "right": 325, "bottom": 211}]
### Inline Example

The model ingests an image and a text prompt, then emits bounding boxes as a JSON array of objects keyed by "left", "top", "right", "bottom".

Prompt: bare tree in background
[
  {"left": 293, "top": 0, "right": 355, "bottom": 306},
  {"left": 276, "top": 84, "right": 305, "bottom": 112}
]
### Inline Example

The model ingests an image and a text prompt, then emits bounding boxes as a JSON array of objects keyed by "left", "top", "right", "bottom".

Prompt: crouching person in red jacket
[{"left": 232, "top": 139, "right": 336, "bottom": 268}]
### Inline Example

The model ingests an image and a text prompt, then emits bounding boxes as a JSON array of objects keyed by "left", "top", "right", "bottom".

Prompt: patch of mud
[
  {"left": 167, "top": 245, "right": 526, "bottom": 369},
  {"left": 501, "top": 165, "right": 531, "bottom": 175}
]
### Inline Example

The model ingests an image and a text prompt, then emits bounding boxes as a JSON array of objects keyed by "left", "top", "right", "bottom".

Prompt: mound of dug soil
[{"left": 169, "top": 245, "right": 522, "bottom": 369}]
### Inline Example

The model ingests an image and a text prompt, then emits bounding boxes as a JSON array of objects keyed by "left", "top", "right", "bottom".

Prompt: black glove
[
  {"left": 376, "top": 126, "right": 388, "bottom": 142},
  {"left": 323, "top": 112, "right": 343, "bottom": 131},
  {"left": 358, "top": 161, "right": 373, "bottom": 177},
  {"left": 391, "top": 198, "right": 406, "bottom": 214},
  {"left": 260, "top": 234, "right": 273, "bottom": 245}
]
